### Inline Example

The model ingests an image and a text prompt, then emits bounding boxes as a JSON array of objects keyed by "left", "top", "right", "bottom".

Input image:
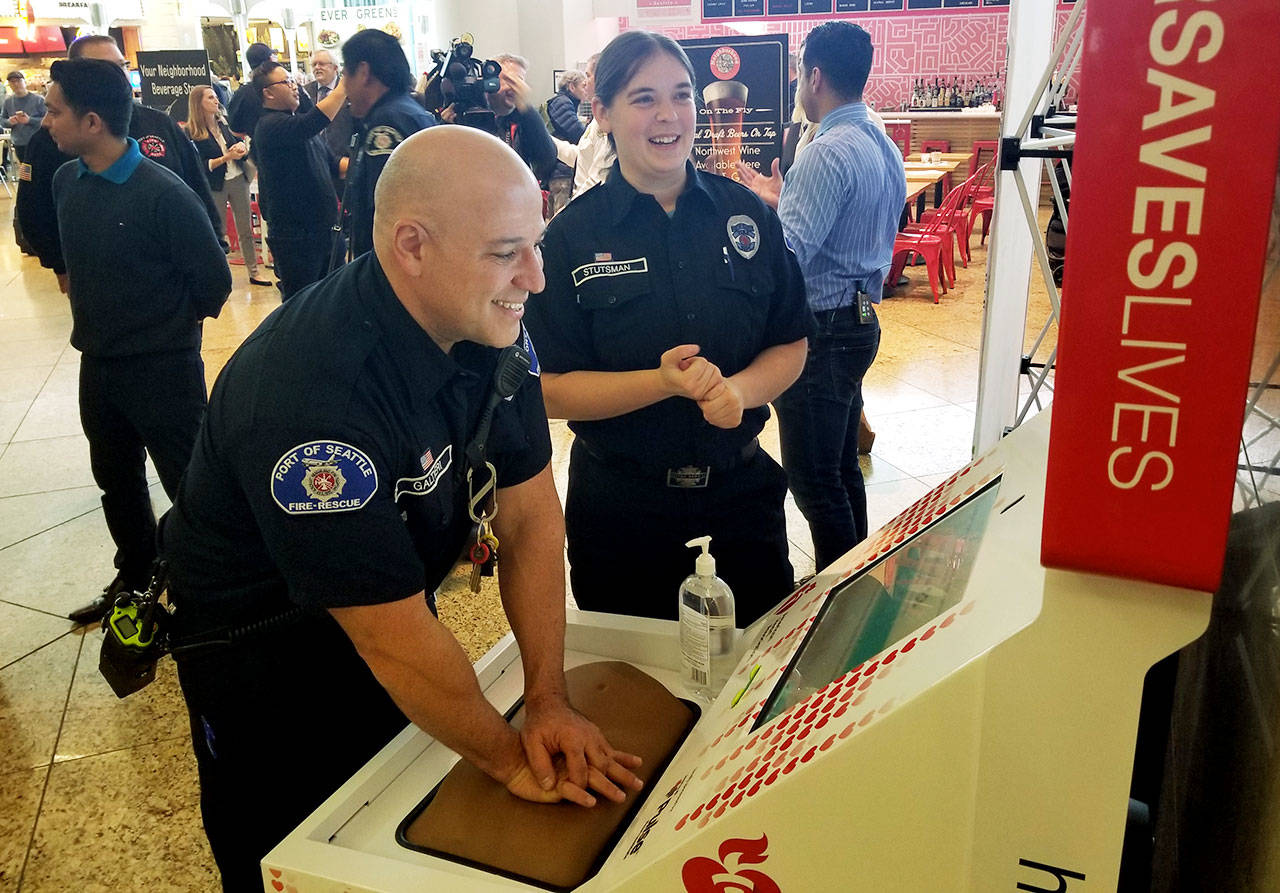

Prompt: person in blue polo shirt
[{"left": 46, "top": 58, "right": 231, "bottom": 624}]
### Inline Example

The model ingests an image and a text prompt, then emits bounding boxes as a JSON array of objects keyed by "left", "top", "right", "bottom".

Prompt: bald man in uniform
[{"left": 159, "top": 127, "right": 643, "bottom": 890}]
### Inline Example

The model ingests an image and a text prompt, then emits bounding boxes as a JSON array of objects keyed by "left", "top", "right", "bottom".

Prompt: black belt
[
  {"left": 816, "top": 301, "right": 876, "bottom": 326},
  {"left": 168, "top": 601, "right": 318, "bottom": 655},
  {"left": 576, "top": 438, "right": 759, "bottom": 489}
]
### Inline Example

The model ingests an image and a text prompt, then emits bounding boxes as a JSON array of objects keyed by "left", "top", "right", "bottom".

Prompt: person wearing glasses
[
  {"left": 251, "top": 60, "right": 347, "bottom": 299},
  {"left": 302, "top": 48, "right": 353, "bottom": 192}
]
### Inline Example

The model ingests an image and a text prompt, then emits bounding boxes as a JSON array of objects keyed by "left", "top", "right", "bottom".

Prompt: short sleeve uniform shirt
[
  {"left": 525, "top": 161, "right": 811, "bottom": 471},
  {"left": 345, "top": 92, "right": 436, "bottom": 259},
  {"left": 159, "top": 253, "right": 551, "bottom": 624}
]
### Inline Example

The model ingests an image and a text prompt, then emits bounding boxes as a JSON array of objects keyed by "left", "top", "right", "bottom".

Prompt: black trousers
[
  {"left": 564, "top": 440, "right": 794, "bottom": 627},
  {"left": 79, "top": 350, "right": 206, "bottom": 587},
  {"left": 172, "top": 608, "right": 408, "bottom": 892},
  {"left": 266, "top": 227, "right": 332, "bottom": 300},
  {"left": 12, "top": 142, "right": 29, "bottom": 251}
]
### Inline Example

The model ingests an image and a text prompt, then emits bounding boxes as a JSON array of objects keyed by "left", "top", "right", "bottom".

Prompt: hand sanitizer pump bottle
[{"left": 679, "top": 536, "right": 737, "bottom": 701}]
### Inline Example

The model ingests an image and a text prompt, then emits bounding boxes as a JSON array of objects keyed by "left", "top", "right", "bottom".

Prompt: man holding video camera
[{"left": 441, "top": 51, "right": 557, "bottom": 184}]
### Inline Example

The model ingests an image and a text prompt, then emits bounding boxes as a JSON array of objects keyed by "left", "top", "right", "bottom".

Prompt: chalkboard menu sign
[
  {"left": 837, "top": 0, "right": 871, "bottom": 11},
  {"left": 136, "top": 49, "right": 212, "bottom": 119},
  {"left": 702, "top": 0, "right": 733, "bottom": 16},
  {"left": 867, "top": 0, "right": 903, "bottom": 11},
  {"left": 734, "top": 0, "right": 766, "bottom": 14},
  {"left": 800, "top": 0, "right": 831, "bottom": 12},
  {"left": 680, "top": 35, "right": 787, "bottom": 183},
  {"left": 767, "top": 0, "right": 799, "bottom": 14}
]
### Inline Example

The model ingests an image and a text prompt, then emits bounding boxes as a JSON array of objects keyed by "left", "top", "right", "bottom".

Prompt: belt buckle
[{"left": 666, "top": 465, "right": 710, "bottom": 488}]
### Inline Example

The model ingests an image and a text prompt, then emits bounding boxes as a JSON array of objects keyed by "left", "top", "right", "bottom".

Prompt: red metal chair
[
  {"left": 225, "top": 201, "right": 265, "bottom": 266},
  {"left": 886, "top": 120, "right": 912, "bottom": 159},
  {"left": 962, "top": 161, "right": 996, "bottom": 247},
  {"left": 970, "top": 139, "right": 999, "bottom": 178},
  {"left": 224, "top": 201, "right": 239, "bottom": 255},
  {"left": 910, "top": 161, "right": 990, "bottom": 269},
  {"left": 887, "top": 182, "right": 970, "bottom": 303},
  {"left": 972, "top": 194, "right": 995, "bottom": 245}
]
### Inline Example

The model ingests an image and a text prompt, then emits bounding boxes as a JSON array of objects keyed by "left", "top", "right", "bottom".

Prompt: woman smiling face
[{"left": 595, "top": 50, "right": 695, "bottom": 204}]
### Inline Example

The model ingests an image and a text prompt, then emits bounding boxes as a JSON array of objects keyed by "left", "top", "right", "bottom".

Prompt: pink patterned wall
[{"left": 622, "top": 13, "right": 1010, "bottom": 110}]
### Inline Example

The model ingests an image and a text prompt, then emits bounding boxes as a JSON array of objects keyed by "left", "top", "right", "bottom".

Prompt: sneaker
[{"left": 67, "top": 575, "right": 133, "bottom": 625}]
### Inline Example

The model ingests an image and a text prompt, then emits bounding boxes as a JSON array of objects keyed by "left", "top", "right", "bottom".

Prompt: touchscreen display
[{"left": 757, "top": 478, "right": 1001, "bottom": 727}]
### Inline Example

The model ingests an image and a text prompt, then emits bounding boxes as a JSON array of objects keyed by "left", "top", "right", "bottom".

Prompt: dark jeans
[
  {"left": 565, "top": 439, "right": 794, "bottom": 626},
  {"left": 79, "top": 350, "right": 206, "bottom": 586},
  {"left": 773, "top": 305, "right": 880, "bottom": 571},
  {"left": 172, "top": 609, "right": 407, "bottom": 891},
  {"left": 266, "top": 228, "right": 331, "bottom": 300}
]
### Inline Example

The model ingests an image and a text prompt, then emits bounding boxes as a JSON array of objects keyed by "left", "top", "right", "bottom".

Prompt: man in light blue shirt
[{"left": 740, "top": 22, "right": 905, "bottom": 569}]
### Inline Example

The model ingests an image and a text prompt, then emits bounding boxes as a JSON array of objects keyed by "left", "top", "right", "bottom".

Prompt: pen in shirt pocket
[{"left": 722, "top": 246, "right": 735, "bottom": 281}]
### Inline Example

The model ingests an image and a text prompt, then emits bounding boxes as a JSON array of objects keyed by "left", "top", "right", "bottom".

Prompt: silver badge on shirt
[{"left": 726, "top": 214, "right": 760, "bottom": 260}]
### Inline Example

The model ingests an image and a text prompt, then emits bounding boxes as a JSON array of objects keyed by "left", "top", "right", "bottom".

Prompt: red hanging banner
[{"left": 1042, "top": 0, "right": 1280, "bottom": 592}]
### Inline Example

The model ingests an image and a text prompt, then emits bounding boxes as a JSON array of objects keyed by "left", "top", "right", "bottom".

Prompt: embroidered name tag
[
  {"left": 394, "top": 444, "right": 452, "bottom": 500},
  {"left": 271, "top": 440, "right": 379, "bottom": 515},
  {"left": 571, "top": 257, "right": 648, "bottom": 288}
]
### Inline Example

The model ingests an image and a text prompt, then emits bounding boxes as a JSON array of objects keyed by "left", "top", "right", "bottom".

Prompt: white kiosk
[{"left": 262, "top": 410, "right": 1212, "bottom": 892}]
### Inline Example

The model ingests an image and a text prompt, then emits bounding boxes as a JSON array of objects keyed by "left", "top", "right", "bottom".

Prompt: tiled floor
[{"left": 0, "top": 194, "right": 1049, "bottom": 890}]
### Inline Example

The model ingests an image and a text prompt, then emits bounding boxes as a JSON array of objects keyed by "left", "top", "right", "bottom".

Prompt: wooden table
[
  {"left": 905, "top": 159, "right": 964, "bottom": 174},
  {"left": 905, "top": 156, "right": 971, "bottom": 211},
  {"left": 906, "top": 151, "right": 975, "bottom": 166},
  {"left": 904, "top": 168, "right": 947, "bottom": 218}
]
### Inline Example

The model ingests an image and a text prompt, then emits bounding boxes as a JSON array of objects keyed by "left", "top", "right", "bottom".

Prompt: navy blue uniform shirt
[
  {"left": 343, "top": 91, "right": 435, "bottom": 259},
  {"left": 159, "top": 253, "right": 551, "bottom": 624},
  {"left": 525, "top": 160, "right": 812, "bottom": 470}
]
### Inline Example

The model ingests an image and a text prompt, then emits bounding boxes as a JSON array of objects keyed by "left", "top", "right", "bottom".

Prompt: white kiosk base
[{"left": 264, "top": 410, "right": 1211, "bottom": 893}]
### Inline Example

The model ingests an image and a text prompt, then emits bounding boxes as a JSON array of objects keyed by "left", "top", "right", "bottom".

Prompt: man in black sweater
[
  {"left": 227, "top": 42, "right": 313, "bottom": 139},
  {"left": 252, "top": 60, "right": 347, "bottom": 299},
  {"left": 19, "top": 35, "right": 226, "bottom": 292},
  {"left": 45, "top": 58, "right": 232, "bottom": 624}
]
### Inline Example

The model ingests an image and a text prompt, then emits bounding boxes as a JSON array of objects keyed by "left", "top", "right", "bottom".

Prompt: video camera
[{"left": 424, "top": 33, "right": 502, "bottom": 132}]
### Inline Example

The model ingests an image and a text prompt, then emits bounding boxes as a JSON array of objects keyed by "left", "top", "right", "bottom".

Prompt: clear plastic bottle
[{"left": 679, "top": 536, "right": 737, "bottom": 701}]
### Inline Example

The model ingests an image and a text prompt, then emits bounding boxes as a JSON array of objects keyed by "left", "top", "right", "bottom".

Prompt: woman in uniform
[{"left": 524, "top": 30, "right": 812, "bottom": 626}]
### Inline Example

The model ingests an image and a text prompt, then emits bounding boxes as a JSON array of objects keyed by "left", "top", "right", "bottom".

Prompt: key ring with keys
[{"left": 467, "top": 460, "right": 498, "bottom": 525}]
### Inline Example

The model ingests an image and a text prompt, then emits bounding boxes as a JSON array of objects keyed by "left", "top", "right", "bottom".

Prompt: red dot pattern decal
[
  {"left": 832, "top": 461, "right": 1002, "bottom": 583},
  {"left": 675, "top": 601, "right": 976, "bottom": 833}
]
